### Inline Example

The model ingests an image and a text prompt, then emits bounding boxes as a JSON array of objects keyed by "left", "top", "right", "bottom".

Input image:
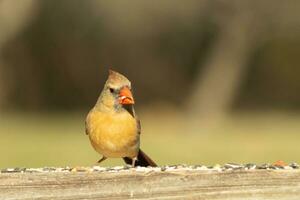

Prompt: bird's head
[{"left": 97, "top": 70, "right": 135, "bottom": 110}]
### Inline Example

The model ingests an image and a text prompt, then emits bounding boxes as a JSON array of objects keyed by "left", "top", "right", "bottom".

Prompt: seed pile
[{"left": 1, "top": 163, "right": 299, "bottom": 173}]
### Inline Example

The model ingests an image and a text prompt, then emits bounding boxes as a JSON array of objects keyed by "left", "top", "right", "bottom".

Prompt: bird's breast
[{"left": 86, "top": 110, "right": 139, "bottom": 158}]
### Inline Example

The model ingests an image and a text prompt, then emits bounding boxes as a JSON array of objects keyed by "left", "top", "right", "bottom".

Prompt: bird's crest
[{"left": 107, "top": 69, "right": 131, "bottom": 87}]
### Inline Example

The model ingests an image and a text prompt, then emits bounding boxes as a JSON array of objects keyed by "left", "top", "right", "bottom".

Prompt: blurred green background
[{"left": 0, "top": 0, "right": 299, "bottom": 168}]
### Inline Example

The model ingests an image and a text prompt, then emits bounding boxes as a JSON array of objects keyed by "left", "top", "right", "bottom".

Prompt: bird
[{"left": 85, "top": 70, "right": 157, "bottom": 167}]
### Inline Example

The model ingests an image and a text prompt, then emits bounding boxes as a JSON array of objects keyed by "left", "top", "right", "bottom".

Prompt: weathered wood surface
[{"left": 1, "top": 166, "right": 300, "bottom": 200}]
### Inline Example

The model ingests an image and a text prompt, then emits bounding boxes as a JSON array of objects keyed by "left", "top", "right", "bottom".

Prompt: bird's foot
[
  {"left": 97, "top": 156, "right": 107, "bottom": 164},
  {"left": 131, "top": 157, "right": 137, "bottom": 168}
]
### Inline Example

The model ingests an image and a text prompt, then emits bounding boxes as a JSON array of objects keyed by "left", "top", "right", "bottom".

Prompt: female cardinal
[{"left": 85, "top": 70, "right": 157, "bottom": 167}]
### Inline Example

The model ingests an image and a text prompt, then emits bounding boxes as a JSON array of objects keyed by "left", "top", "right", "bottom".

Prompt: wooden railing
[{"left": 1, "top": 164, "right": 299, "bottom": 199}]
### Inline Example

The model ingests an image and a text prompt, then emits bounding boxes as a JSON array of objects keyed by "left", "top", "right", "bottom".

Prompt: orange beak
[{"left": 118, "top": 87, "right": 135, "bottom": 105}]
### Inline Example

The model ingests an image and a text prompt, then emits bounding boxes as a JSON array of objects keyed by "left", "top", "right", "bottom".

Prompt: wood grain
[{"left": 1, "top": 168, "right": 300, "bottom": 200}]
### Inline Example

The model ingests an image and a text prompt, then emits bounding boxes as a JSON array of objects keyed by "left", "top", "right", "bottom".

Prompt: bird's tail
[{"left": 123, "top": 149, "right": 157, "bottom": 167}]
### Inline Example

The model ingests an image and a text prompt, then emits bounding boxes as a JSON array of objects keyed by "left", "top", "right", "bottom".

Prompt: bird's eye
[{"left": 109, "top": 88, "right": 115, "bottom": 93}]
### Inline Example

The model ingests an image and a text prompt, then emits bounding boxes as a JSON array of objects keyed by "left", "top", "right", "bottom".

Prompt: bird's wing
[
  {"left": 137, "top": 118, "right": 141, "bottom": 135},
  {"left": 85, "top": 111, "right": 92, "bottom": 135},
  {"left": 85, "top": 119, "right": 89, "bottom": 135},
  {"left": 130, "top": 106, "right": 141, "bottom": 135},
  {"left": 123, "top": 105, "right": 141, "bottom": 135}
]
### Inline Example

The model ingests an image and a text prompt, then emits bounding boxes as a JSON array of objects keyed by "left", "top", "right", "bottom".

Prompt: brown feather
[{"left": 123, "top": 149, "right": 157, "bottom": 167}]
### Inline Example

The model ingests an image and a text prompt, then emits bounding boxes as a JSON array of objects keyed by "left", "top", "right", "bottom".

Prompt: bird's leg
[
  {"left": 97, "top": 156, "right": 107, "bottom": 164},
  {"left": 131, "top": 157, "right": 137, "bottom": 167}
]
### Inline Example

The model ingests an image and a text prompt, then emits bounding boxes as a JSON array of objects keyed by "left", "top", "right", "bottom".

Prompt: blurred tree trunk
[
  {"left": 187, "top": 2, "right": 259, "bottom": 122},
  {"left": 0, "top": 0, "right": 36, "bottom": 110}
]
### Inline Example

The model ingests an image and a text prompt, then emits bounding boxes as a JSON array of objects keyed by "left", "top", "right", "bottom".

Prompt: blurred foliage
[
  {"left": 0, "top": 0, "right": 299, "bottom": 111},
  {"left": 238, "top": 38, "right": 300, "bottom": 109}
]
